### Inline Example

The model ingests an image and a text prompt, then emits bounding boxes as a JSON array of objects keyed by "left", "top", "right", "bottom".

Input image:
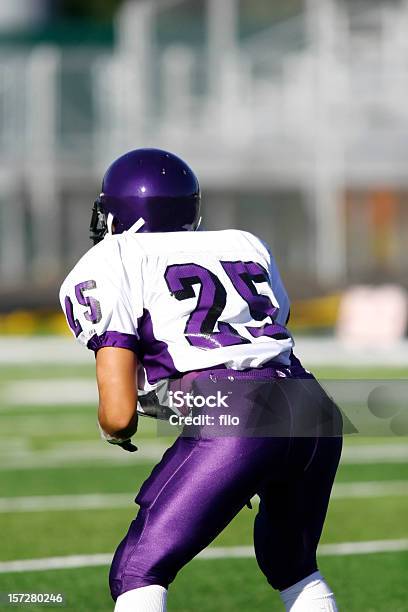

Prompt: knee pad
[
  {"left": 109, "top": 518, "right": 145, "bottom": 601},
  {"left": 253, "top": 511, "right": 317, "bottom": 591},
  {"left": 109, "top": 516, "right": 176, "bottom": 601}
]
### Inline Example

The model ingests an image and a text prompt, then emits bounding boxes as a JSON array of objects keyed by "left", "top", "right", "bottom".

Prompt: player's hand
[
  {"left": 98, "top": 422, "right": 138, "bottom": 452},
  {"left": 137, "top": 389, "right": 172, "bottom": 420},
  {"left": 107, "top": 439, "right": 138, "bottom": 453}
]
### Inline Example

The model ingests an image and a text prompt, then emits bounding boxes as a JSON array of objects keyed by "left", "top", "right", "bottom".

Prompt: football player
[{"left": 60, "top": 148, "right": 342, "bottom": 612}]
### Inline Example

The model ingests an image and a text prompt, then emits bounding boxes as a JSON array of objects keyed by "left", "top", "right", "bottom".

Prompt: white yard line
[
  {"left": 0, "top": 441, "right": 169, "bottom": 470},
  {"left": 0, "top": 554, "right": 112, "bottom": 573},
  {"left": 318, "top": 539, "right": 408, "bottom": 555},
  {"left": 1, "top": 539, "right": 408, "bottom": 574},
  {"left": 341, "top": 444, "right": 408, "bottom": 464},
  {"left": 0, "top": 493, "right": 134, "bottom": 513},
  {"left": 1, "top": 442, "right": 407, "bottom": 471},
  {"left": 4, "top": 376, "right": 408, "bottom": 409},
  {"left": 2, "top": 336, "right": 408, "bottom": 366},
  {"left": 200, "top": 539, "right": 408, "bottom": 558},
  {"left": 331, "top": 480, "right": 408, "bottom": 498},
  {"left": 1, "top": 379, "right": 98, "bottom": 406},
  {"left": 0, "top": 338, "right": 92, "bottom": 365},
  {"left": 0, "top": 480, "right": 407, "bottom": 513}
]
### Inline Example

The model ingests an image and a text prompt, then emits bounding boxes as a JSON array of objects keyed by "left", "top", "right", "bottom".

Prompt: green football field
[{"left": 0, "top": 363, "right": 407, "bottom": 611}]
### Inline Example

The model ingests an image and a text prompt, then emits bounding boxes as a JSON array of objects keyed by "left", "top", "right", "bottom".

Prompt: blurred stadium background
[{"left": 0, "top": 1, "right": 407, "bottom": 611}]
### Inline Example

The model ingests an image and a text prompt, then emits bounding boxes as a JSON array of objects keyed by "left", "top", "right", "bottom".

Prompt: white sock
[
  {"left": 114, "top": 585, "right": 167, "bottom": 612},
  {"left": 279, "top": 571, "right": 338, "bottom": 611}
]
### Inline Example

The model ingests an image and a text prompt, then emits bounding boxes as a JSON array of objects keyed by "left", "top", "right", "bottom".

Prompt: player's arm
[{"left": 96, "top": 346, "right": 139, "bottom": 451}]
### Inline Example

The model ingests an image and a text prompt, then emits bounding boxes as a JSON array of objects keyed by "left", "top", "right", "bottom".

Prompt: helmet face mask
[
  {"left": 90, "top": 148, "right": 201, "bottom": 245},
  {"left": 90, "top": 197, "right": 108, "bottom": 245}
]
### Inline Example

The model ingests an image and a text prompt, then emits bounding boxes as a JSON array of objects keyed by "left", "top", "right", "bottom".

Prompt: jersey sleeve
[
  {"left": 256, "top": 237, "right": 291, "bottom": 326},
  {"left": 59, "top": 239, "right": 142, "bottom": 354}
]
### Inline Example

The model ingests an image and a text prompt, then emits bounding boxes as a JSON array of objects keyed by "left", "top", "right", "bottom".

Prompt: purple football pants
[{"left": 109, "top": 367, "right": 342, "bottom": 600}]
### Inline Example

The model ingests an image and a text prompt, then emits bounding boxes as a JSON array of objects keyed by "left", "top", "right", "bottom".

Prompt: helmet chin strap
[
  {"left": 108, "top": 215, "right": 199, "bottom": 236},
  {"left": 129, "top": 217, "right": 146, "bottom": 233},
  {"left": 107, "top": 214, "right": 146, "bottom": 236},
  {"left": 107, "top": 213, "right": 115, "bottom": 235}
]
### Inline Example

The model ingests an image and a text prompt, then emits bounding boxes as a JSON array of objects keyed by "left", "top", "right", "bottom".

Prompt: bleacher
[{"left": 0, "top": 0, "right": 408, "bottom": 311}]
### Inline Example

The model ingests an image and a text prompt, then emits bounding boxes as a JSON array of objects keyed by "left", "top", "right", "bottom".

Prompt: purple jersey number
[
  {"left": 165, "top": 261, "right": 289, "bottom": 349},
  {"left": 221, "top": 261, "right": 288, "bottom": 340},
  {"left": 64, "top": 296, "right": 82, "bottom": 338},
  {"left": 75, "top": 280, "right": 102, "bottom": 324},
  {"left": 64, "top": 280, "right": 102, "bottom": 336},
  {"left": 165, "top": 264, "right": 249, "bottom": 349}
]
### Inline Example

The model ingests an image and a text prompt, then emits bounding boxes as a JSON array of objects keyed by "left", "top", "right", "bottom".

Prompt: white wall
[{"left": 0, "top": 0, "right": 49, "bottom": 30}]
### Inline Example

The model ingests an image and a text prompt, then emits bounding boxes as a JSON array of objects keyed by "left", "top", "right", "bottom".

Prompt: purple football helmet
[{"left": 90, "top": 148, "right": 201, "bottom": 244}]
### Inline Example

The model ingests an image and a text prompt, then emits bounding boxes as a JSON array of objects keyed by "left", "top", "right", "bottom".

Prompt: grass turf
[
  {"left": 1, "top": 364, "right": 408, "bottom": 610},
  {"left": 1, "top": 494, "right": 408, "bottom": 561},
  {"left": 1, "top": 553, "right": 407, "bottom": 611}
]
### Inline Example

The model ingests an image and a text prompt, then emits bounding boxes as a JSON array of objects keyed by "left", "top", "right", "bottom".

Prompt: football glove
[
  {"left": 107, "top": 439, "right": 138, "bottom": 453},
  {"left": 98, "top": 423, "right": 138, "bottom": 453},
  {"left": 137, "top": 389, "right": 173, "bottom": 420}
]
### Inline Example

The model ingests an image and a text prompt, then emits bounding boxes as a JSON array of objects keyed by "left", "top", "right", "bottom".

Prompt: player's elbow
[
  {"left": 98, "top": 400, "right": 138, "bottom": 439},
  {"left": 95, "top": 346, "right": 139, "bottom": 438}
]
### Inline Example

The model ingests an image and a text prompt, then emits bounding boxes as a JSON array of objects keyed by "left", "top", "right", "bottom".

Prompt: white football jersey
[{"left": 60, "top": 229, "right": 294, "bottom": 388}]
